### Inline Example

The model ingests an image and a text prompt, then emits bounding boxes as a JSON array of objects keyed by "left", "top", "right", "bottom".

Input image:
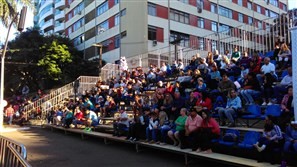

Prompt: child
[{"left": 146, "top": 112, "right": 159, "bottom": 143}]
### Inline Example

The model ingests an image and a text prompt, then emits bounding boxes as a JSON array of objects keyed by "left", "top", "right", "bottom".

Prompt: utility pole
[{"left": 92, "top": 44, "right": 103, "bottom": 77}]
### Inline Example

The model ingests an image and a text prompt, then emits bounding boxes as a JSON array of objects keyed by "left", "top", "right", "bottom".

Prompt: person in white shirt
[
  {"left": 257, "top": 57, "right": 276, "bottom": 86},
  {"left": 113, "top": 109, "right": 129, "bottom": 137},
  {"left": 160, "top": 62, "right": 167, "bottom": 73},
  {"left": 273, "top": 67, "right": 292, "bottom": 102}
]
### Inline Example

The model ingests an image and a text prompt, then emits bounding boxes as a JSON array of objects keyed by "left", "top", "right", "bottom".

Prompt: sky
[{"left": 0, "top": 0, "right": 297, "bottom": 44}]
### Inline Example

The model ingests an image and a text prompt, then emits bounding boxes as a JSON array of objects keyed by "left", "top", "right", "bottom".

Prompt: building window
[
  {"left": 238, "top": 13, "right": 243, "bottom": 22},
  {"left": 73, "top": 34, "right": 84, "bottom": 46},
  {"left": 73, "top": 2, "right": 84, "bottom": 15},
  {"left": 97, "top": 1, "right": 108, "bottom": 16},
  {"left": 115, "top": 14, "right": 120, "bottom": 26},
  {"left": 148, "top": 3, "right": 156, "bottom": 16},
  {"left": 265, "top": 9, "right": 269, "bottom": 17},
  {"left": 67, "top": 27, "right": 72, "bottom": 34},
  {"left": 248, "top": 16, "right": 253, "bottom": 25},
  {"left": 97, "top": 20, "right": 108, "bottom": 34},
  {"left": 115, "top": 35, "right": 120, "bottom": 48},
  {"left": 73, "top": 18, "right": 84, "bottom": 31},
  {"left": 211, "top": 40, "right": 217, "bottom": 51},
  {"left": 247, "top": 1, "right": 252, "bottom": 10},
  {"left": 120, "top": 9, "right": 126, "bottom": 16},
  {"left": 148, "top": 26, "right": 157, "bottom": 40},
  {"left": 258, "top": 20, "right": 262, "bottom": 29},
  {"left": 115, "top": 0, "right": 119, "bottom": 5},
  {"left": 219, "top": 6, "right": 232, "bottom": 19},
  {"left": 68, "top": 12, "right": 73, "bottom": 20},
  {"left": 238, "top": 0, "right": 242, "bottom": 6},
  {"left": 219, "top": 24, "right": 230, "bottom": 35},
  {"left": 211, "top": 3, "right": 217, "bottom": 13},
  {"left": 269, "top": 0, "right": 278, "bottom": 7},
  {"left": 198, "top": 37, "right": 205, "bottom": 50},
  {"left": 198, "top": 17, "right": 204, "bottom": 28},
  {"left": 211, "top": 22, "right": 217, "bottom": 32},
  {"left": 170, "top": 9, "right": 189, "bottom": 24},
  {"left": 170, "top": 31, "right": 189, "bottom": 47},
  {"left": 197, "top": 0, "right": 204, "bottom": 9},
  {"left": 257, "top": 5, "right": 261, "bottom": 13},
  {"left": 270, "top": 11, "right": 278, "bottom": 18}
]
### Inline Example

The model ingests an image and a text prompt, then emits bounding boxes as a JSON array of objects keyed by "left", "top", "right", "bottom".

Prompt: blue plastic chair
[
  {"left": 261, "top": 105, "right": 281, "bottom": 119},
  {"left": 218, "top": 129, "right": 240, "bottom": 147},
  {"left": 238, "top": 131, "right": 261, "bottom": 149},
  {"left": 242, "top": 104, "right": 262, "bottom": 127},
  {"left": 270, "top": 60, "right": 277, "bottom": 66},
  {"left": 264, "top": 51, "right": 274, "bottom": 58}
]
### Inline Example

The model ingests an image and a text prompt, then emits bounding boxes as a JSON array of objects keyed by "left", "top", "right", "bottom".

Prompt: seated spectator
[
  {"left": 253, "top": 115, "right": 283, "bottom": 164},
  {"left": 173, "top": 81, "right": 185, "bottom": 97},
  {"left": 158, "top": 109, "right": 170, "bottom": 145},
  {"left": 160, "top": 62, "right": 167, "bottom": 73},
  {"left": 283, "top": 122, "right": 297, "bottom": 153},
  {"left": 237, "top": 64, "right": 249, "bottom": 86},
  {"left": 177, "top": 59, "right": 184, "bottom": 71},
  {"left": 84, "top": 108, "right": 99, "bottom": 131},
  {"left": 146, "top": 112, "right": 159, "bottom": 143},
  {"left": 217, "top": 73, "right": 236, "bottom": 101},
  {"left": 262, "top": 73, "right": 276, "bottom": 106},
  {"left": 185, "top": 92, "right": 198, "bottom": 110},
  {"left": 277, "top": 43, "right": 291, "bottom": 70},
  {"left": 195, "top": 77, "right": 207, "bottom": 92},
  {"left": 240, "top": 72, "right": 261, "bottom": 105},
  {"left": 191, "top": 69, "right": 201, "bottom": 87},
  {"left": 273, "top": 67, "right": 292, "bottom": 103},
  {"left": 179, "top": 108, "right": 202, "bottom": 149},
  {"left": 279, "top": 86, "right": 294, "bottom": 131},
  {"left": 197, "top": 58, "right": 208, "bottom": 76},
  {"left": 256, "top": 57, "right": 276, "bottom": 86},
  {"left": 193, "top": 109, "right": 220, "bottom": 154},
  {"left": 208, "top": 65, "right": 221, "bottom": 90},
  {"left": 113, "top": 109, "right": 129, "bottom": 137},
  {"left": 127, "top": 109, "right": 145, "bottom": 141},
  {"left": 195, "top": 91, "right": 212, "bottom": 113},
  {"left": 164, "top": 82, "right": 174, "bottom": 96},
  {"left": 72, "top": 106, "right": 84, "bottom": 128},
  {"left": 249, "top": 52, "right": 262, "bottom": 74},
  {"left": 171, "top": 92, "right": 185, "bottom": 120},
  {"left": 161, "top": 93, "right": 173, "bottom": 114},
  {"left": 218, "top": 89, "right": 242, "bottom": 127},
  {"left": 63, "top": 109, "right": 73, "bottom": 128},
  {"left": 168, "top": 108, "right": 188, "bottom": 147},
  {"left": 206, "top": 52, "right": 215, "bottom": 67},
  {"left": 271, "top": 42, "right": 280, "bottom": 61},
  {"left": 213, "top": 50, "right": 222, "bottom": 67},
  {"left": 147, "top": 70, "right": 156, "bottom": 83},
  {"left": 231, "top": 47, "right": 241, "bottom": 62},
  {"left": 219, "top": 55, "right": 230, "bottom": 70},
  {"left": 53, "top": 106, "right": 63, "bottom": 125},
  {"left": 238, "top": 51, "right": 251, "bottom": 68}
]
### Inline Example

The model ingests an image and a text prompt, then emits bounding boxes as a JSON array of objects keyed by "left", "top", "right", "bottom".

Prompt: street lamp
[
  {"left": 0, "top": 7, "right": 27, "bottom": 130},
  {"left": 92, "top": 43, "right": 103, "bottom": 76}
]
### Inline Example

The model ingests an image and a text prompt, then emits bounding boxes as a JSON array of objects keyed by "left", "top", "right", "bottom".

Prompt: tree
[
  {"left": 0, "top": 0, "right": 33, "bottom": 27},
  {"left": 38, "top": 40, "right": 72, "bottom": 81}
]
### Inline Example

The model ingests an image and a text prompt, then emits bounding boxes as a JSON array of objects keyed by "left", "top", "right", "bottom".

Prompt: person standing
[{"left": 5, "top": 104, "right": 14, "bottom": 125}]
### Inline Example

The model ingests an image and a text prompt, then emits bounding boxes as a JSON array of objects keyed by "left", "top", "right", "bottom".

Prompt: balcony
[
  {"left": 55, "top": 10, "right": 65, "bottom": 21},
  {"left": 54, "top": 22, "right": 65, "bottom": 34},
  {"left": 41, "top": 19, "right": 54, "bottom": 32},
  {"left": 39, "top": 8, "right": 54, "bottom": 23},
  {"left": 55, "top": 0, "right": 65, "bottom": 10}
]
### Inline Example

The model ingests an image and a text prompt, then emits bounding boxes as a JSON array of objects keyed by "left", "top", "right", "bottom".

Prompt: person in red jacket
[
  {"left": 193, "top": 109, "right": 220, "bottom": 154},
  {"left": 195, "top": 91, "right": 212, "bottom": 113}
]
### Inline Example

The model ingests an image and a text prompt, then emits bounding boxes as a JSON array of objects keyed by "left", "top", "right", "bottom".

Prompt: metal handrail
[{"left": 0, "top": 135, "right": 30, "bottom": 167}]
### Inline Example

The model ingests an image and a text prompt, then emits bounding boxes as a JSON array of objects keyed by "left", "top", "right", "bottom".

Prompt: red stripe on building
[
  {"left": 204, "top": 19, "right": 211, "bottom": 31},
  {"left": 109, "top": 0, "right": 114, "bottom": 9},
  {"left": 190, "top": 14, "right": 197, "bottom": 27},
  {"left": 156, "top": 5, "right": 168, "bottom": 19},
  {"left": 189, "top": 0, "right": 197, "bottom": 7},
  {"left": 232, "top": 0, "right": 237, "bottom": 4},
  {"left": 189, "top": 35, "right": 197, "bottom": 48},
  {"left": 109, "top": 16, "right": 115, "bottom": 29},
  {"left": 108, "top": 36, "right": 115, "bottom": 51},
  {"left": 261, "top": 7, "right": 265, "bottom": 15},
  {"left": 242, "top": 0, "right": 247, "bottom": 7},
  {"left": 233, "top": 11, "right": 238, "bottom": 22},
  {"left": 243, "top": 15, "right": 248, "bottom": 24},
  {"left": 156, "top": 27, "right": 164, "bottom": 42},
  {"left": 279, "top": 3, "right": 283, "bottom": 10},
  {"left": 204, "top": 0, "right": 211, "bottom": 11}
]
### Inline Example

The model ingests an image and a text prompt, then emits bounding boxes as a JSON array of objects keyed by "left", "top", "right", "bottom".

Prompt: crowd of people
[{"left": 4, "top": 41, "right": 296, "bottom": 163}]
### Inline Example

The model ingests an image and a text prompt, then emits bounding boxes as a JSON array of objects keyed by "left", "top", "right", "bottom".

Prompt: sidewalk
[{"left": 0, "top": 125, "right": 30, "bottom": 133}]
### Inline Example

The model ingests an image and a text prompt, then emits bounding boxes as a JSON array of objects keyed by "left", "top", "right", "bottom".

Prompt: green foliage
[{"left": 38, "top": 40, "right": 72, "bottom": 80}]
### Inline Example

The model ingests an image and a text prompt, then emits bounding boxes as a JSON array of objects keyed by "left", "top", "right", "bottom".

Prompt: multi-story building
[
  {"left": 34, "top": 0, "right": 66, "bottom": 36},
  {"left": 65, "top": 0, "right": 288, "bottom": 67}
]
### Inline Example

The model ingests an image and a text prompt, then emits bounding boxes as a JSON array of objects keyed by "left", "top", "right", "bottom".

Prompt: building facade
[
  {"left": 34, "top": 0, "right": 66, "bottom": 36},
  {"left": 64, "top": 0, "right": 288, "bottom": 66}
]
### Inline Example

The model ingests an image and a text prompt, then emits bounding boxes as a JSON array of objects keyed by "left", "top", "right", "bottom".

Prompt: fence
[
  {"left": 100, "top": 63, "right": 120, "bottom": 81},
  {"left": 0, "top": 135, "right": 31, "bottom": 167},
  {"left": 126, "top": 10, "right": 295, "bottom": 71},
  {"left": 23, "top": 76, "right": 100, "bottom": 121}
]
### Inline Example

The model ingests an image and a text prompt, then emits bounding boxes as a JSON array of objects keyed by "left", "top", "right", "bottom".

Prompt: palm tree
[{"left": 0, "top": 0, "right": 33, "bottom": 28}]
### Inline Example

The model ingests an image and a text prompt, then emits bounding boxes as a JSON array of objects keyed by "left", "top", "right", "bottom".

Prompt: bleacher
[{"left": 44, "top": 124, "right": 278, "bottom": 167}]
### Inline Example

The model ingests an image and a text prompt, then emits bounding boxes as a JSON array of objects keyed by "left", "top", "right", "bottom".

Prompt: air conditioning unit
[
  {"left": 197, "top": 4, "right": 202, "bottom": 13},
  {"left": 152, "top": 40, "right": 157, "bottom": 46},
  {"left": 78, "top": 11, "right": 82, "bottom": 15}
]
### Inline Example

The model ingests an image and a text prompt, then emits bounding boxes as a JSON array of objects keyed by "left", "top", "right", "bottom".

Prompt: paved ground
[{"left": 2, "top": 127, "right": 233, "bottom": 167}]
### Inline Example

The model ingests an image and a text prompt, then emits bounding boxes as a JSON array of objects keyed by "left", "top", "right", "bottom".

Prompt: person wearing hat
[{"left": 179, "top": 107, "right": 202, "bottom": 149}]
